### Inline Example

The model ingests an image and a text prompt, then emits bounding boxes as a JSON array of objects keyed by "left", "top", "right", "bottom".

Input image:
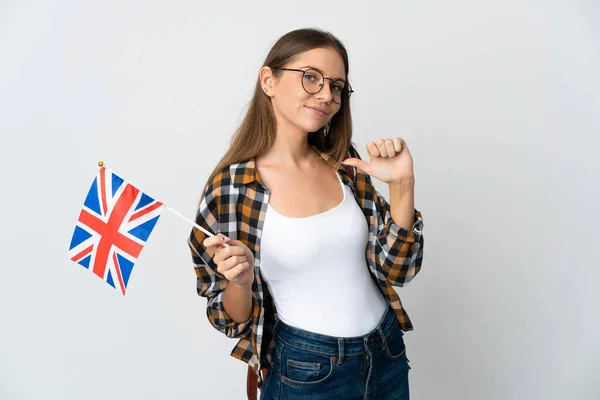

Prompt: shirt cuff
[{"left": 386, "top": 209, "right": 424, "bottom": 243}]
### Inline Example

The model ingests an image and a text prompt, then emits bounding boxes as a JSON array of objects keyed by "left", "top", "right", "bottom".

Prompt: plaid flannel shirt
[{"left": 188, "top": 144, "right": 424, "bottom": 387}]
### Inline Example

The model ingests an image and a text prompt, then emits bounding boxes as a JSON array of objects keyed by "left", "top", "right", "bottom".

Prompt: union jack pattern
[{"left": 69, "top": 167, "right": 163, "bottom": 294}]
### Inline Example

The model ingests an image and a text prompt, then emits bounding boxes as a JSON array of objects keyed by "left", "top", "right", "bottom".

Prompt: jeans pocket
[
  {"left": 383, "top": 325, "right": 407, "bottom": 361},
  {"left": 279, "top": 344, "right": 336, "bottom": 388},
  {"left": 287, "top": 359, "right": 320, "bottom": 382}
]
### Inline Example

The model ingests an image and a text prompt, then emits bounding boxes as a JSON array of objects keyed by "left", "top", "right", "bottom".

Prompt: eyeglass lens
[{"left": 301, "top": 69, "right": 346, "bottom": 104}]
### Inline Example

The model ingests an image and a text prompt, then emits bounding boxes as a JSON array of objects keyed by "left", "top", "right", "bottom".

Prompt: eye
[
  {"left": 331, "top": 84, "right": 343, "bottom": 93},
  {"left": 304, "top": 73, "right": 319, "bottom": 82}
]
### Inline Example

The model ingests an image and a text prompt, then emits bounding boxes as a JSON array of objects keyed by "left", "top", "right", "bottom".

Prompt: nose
[{"left": 315, "top": 81, "right": 333, "bottom": 103}]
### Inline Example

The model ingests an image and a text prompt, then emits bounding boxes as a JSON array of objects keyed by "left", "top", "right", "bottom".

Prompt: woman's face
[{"left": 265, "top": 47, "right": 346, "bottom": 135}]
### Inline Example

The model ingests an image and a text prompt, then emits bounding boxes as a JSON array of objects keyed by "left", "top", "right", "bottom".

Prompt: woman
[{"left": 188, "top": 28, "right": 424, "bottom": 400}]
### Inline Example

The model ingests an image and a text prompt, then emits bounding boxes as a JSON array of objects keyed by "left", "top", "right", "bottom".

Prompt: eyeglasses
[{"left": 271, "top": 67, "right": 354, "bottom": 105}]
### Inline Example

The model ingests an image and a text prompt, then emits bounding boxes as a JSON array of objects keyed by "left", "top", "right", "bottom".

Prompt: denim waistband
[{"left": 273, "top": 305, "right": 400, "bottom": 358}]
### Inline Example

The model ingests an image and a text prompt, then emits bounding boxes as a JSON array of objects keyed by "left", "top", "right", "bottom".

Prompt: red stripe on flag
[
  {"left": 71, "top": 244, "right": 93, "bottom": 262},
  {"left": 129, "top": 201, "right": 163, "bottom": 222},
  {"left": 112, "top": 252, "right": 126, "bottom": 295},
  {"left": 77, "top": 183, "right": 143, "bottom": 279}
]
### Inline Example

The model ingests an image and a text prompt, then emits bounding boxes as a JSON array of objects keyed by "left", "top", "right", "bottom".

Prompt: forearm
[
  {"left": 223, "top": 282, "right": 253, "bottom": 323},
  {"left": 388, "top": 178, "right": 416, "bottom": 231}
]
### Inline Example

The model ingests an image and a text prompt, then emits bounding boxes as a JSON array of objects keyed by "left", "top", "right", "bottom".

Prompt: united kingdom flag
[{"left": 68, "top": 166, "right": 164, "bottom": 295}]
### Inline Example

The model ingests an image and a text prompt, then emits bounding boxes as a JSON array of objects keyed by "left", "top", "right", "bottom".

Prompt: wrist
[
  {"left": 389, "top": 177, "right": 415, "bottom": 191},
  {"left": 231, "top": 280, "right": 253, "bottom": 290}
]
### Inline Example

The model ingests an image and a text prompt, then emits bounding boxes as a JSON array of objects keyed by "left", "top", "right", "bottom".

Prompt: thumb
[
  {"left": 216, "top": 233, "right": 231, "bottom": 248},
  {"left": 343, "top": 157, "right": 371, "bottom": 173}
]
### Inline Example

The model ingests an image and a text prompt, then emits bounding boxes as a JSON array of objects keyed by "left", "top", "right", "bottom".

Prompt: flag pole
[
  {"left": 164, "top": 205, "right": 216, "bottom": 238},
  {"left": 165, "top": 205, "right": 230, "bottom": 247}
]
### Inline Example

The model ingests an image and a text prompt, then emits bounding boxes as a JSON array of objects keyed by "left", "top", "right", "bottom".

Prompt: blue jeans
[{"left": 260, "top": 305, "right": 411, "bottom": 400}]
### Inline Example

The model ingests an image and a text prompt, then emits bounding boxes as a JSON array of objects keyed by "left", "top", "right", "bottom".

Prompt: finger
[
  {"left": 385, "top": 139, "right": 396, "bottom": 157},
  {"left": 392, "top": 138, "right": 403, "bottom": 153},
  {"left": 375, "top": 140, "right": 388, "bottom": 157},
  {"left": 366, "top": 142, "right": 380, "bottom": 159},
  {"left": 203, "top": 233, "right": 230, "bottom": 249},
  {"left": 216, "top": 255, "right": 248, "bottom": 275},
  {"left": 204, "top": 245, "right": 218, "bottom": 257},
  {"left": 223, "top": 262, "right": 251, "bottom": 282},
  {"left": 342, "top": 157, "right": 371, "bottom": 174},
  {"left": 213, "top": 245, "right": 245, "bottom": 264},
  {"left": 203, "top": 241, "right": 229, "bottom": 258}
]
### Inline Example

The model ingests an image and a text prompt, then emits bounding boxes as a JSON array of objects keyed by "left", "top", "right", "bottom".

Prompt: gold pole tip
[{"left": 98, "top": 161, "right": 104, "bottom": 167}]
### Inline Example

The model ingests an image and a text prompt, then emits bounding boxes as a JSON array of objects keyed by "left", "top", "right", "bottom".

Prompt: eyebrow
[{"left": 299, "top": 65, "right": 346, "bottom": 82}]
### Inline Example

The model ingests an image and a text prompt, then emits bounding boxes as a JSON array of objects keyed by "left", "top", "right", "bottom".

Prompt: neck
[{"left": 260, "top": 119, "right": 316, "bottom": 168}]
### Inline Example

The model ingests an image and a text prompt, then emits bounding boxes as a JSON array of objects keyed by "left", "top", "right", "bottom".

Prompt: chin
[
  {"left": 297, "top": 121, "right": 325, "bottom": 134},
  {"left": 284, "top": 112, "right": 327, "bottom": 134}
]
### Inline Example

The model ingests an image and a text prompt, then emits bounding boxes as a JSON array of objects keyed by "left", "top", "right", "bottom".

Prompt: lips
[{"left": 305, "top": 106, "right": 328, "bottom": 116}]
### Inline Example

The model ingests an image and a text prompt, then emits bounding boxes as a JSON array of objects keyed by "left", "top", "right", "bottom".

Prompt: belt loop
[
  {"left": 337, "top": 338, "right": 345, "bottom": 364},
  {"left": 377, "top": 326, "right": 387, "bottom": 349}
]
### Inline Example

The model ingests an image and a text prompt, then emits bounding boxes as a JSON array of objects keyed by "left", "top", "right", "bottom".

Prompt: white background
[{"left": 1, "top": 0, "right": 599, "bottom": 399}]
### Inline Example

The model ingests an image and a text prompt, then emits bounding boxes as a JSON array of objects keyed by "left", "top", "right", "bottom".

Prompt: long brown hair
[{"left": 202, "top": 28, "right": 353, "bottom": 196}]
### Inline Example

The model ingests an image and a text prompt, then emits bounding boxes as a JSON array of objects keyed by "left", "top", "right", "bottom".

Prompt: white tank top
[{"left": 259, "top": 171, "right": 388, "bottom": 337}]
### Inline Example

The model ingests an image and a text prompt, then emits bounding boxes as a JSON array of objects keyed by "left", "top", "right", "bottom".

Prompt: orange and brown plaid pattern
[{"left": 188, "top": 144, "right": 424, "bottom": 387}]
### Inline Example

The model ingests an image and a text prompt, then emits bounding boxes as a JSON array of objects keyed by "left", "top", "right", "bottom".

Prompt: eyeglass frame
[{"left": 271, "top": 67, "right": 354, "bottom": 104}]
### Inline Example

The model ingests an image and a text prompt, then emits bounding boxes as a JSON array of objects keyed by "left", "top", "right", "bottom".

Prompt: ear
[{"left": 259, "top": 66, "right": 275, "bottom": 97}]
